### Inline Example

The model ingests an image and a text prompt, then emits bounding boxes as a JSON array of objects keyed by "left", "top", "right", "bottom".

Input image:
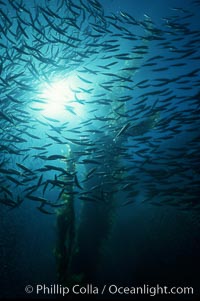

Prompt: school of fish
[{"left": 0, "top": 0, "right": 200, "bottom": 215}]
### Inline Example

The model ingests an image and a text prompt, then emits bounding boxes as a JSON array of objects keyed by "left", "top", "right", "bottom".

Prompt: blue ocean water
[{"left": 0, "top": 0, "right": 199, "bottom": 300}]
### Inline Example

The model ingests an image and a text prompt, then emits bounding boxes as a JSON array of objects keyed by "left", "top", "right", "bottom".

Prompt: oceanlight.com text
[{"left": 25, "top": 283, "right": 194, "bottom": 297}]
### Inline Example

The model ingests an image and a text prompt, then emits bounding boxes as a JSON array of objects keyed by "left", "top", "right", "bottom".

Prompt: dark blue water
[{"left": 0, "top": 0, "right": 200, "bottom": 300}]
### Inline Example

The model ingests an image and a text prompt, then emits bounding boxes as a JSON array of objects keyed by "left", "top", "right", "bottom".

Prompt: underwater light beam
[
  {"left": 34, "top": 74, "right": 90, "bottom": 122},
  {"left": 40, "top": 78, "right": 75, "bottom": 117}
]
